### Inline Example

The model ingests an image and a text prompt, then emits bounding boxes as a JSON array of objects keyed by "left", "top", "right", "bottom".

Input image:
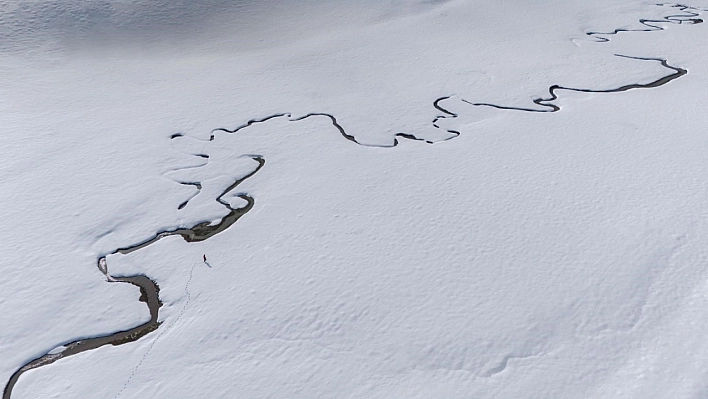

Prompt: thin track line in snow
[
  {"left": 4, "top": 3, "right": 707, "bottom": 399},
  {"left": 112, "top": 263, "right": 197, "bottom": 399}
]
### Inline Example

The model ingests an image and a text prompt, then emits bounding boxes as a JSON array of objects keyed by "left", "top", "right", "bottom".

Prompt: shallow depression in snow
[{"left": 4, "top": 1, "right": 708, "bottom": 399}]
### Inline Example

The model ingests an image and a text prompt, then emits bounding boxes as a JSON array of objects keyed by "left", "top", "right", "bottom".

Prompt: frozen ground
[{"left": 3, "top": 0, "right": 708, "bottom": 398}]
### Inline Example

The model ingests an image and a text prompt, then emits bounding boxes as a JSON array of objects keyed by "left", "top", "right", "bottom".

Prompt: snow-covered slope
[{"left": 3, "top": 1, "right": 708, "bottom": 398}]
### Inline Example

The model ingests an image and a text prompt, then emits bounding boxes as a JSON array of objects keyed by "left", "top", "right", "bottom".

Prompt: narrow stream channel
[
  {"left": 3, "top": 4, "right": 705, "bottom": 398},
  {"left": 2, "top": 156, "right": 265, "bottom": 399}
]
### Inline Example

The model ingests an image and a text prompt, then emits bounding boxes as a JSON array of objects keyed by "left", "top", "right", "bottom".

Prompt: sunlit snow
[{"left": 3, "top": 1, "right": 708, "bottom": 398}]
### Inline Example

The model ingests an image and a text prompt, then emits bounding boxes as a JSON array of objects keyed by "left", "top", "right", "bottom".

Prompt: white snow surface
[{"left": 3, "top": 0, "right": 708, "bottom": 398}]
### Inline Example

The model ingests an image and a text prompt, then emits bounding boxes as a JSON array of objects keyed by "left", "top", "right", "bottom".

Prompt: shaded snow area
[{"left": 3, "top": 0, "right": 708, "bottom": 398}]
